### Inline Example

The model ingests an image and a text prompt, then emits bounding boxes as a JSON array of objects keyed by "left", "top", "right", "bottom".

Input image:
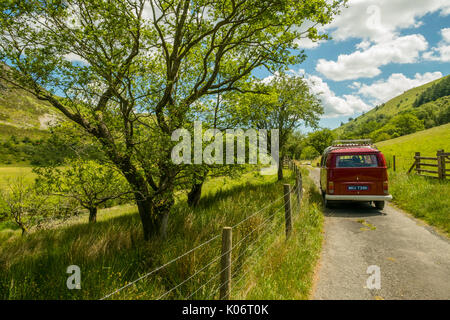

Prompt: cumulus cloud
[
  {"left": 423, "top": 28, "right": 450, "bottom": 62},
  {"left": 324, "top": 0, "right": 450, "bottom": 43},
  {"left": 304, "top": 74, "right": 371, "bottom": 118},
  {"left": 357, "top": 72, "right": 443, "bottom": 104},
  {"left": 316, "top": 34, "right": 428, "bottom": 81}
]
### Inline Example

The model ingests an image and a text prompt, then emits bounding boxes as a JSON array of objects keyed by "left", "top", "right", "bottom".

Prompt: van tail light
[
  {"left": 383, "top": 181, "right": 389, "bottom": 194},
  {"left": 328, "top": 181, "right": 334, "bottom": 194}
]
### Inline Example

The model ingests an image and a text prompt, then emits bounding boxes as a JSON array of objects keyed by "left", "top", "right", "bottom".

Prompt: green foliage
[
  {"left": 413, "top": 75, "right": 450, "bottom": 107},
  {"left": 301, "top": 146, "right": 319, "bottom": 160},
  {"left": 0, "top": 176, "right": 48, "bottom": 234},
  {"left": 284, "top": 131, "right": 305, "bottom": 159},
  {"left": 34, "top": 159, "right": 131, "bottom": 220},
  {"left": 305, "top": 128, "right": 334, "bottom": 154},
  {"left": 0, "top": 0, "right": 345, "bottom": 238}
]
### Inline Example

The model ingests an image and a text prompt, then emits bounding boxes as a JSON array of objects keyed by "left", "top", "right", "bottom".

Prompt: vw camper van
[{"left": 319, "top": 140, "right": 393, "bottom": 209}]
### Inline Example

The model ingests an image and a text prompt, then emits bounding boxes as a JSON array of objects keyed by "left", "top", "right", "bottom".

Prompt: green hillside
[
  {"left": 0, "top": 77, "right": 61, "bottom": 165},
  {"left": 335, "top": 75, "right": 450, "bottom": 142},
  {"left": 377, "top": 123, "right": 450, "bottom": 171}
]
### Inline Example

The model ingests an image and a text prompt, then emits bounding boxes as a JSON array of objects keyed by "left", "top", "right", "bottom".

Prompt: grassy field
[
  {"left": 0, "top": 168, "right": 323, "bottom": 300},
  {"left": 377, "top": 123, "right": 450, "bottom": 171},
  {"left": 375, "top": 124, "right": 450, "bottom": 235},
  {"left": 0, "top": 166, "right": 35, "bottom": 189}
]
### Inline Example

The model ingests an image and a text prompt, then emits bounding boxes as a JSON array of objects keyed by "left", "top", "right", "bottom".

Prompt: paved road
[{"left": 309, "top": 167, "right": 450, "bottom": 300}]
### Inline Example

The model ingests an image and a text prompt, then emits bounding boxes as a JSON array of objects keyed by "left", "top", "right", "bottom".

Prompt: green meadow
[{"left": 0, "top": 168, "right": 323, "bottom": 300}]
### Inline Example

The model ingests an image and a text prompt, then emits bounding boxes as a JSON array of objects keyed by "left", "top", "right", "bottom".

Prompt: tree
[
  {"left": 389, "top": 113, "right": 424, "bottom": 136},
  {"left": 0, "top": 176, "right": 48, "bottom": 235},
  {"left": 0, "top": 0, "right": 344, "bottom": 239},
  {"left": 301, "top": 145, "right": 319, "bottom": 160},
  {"left": 306, "top": 128, "right": 334, "bottom": 154},
  {"left": 227, "top": 73, "right": 323, "bottom": 180},
  {"left": 34, "top": 159, "right": 131, "bottom": 223}
]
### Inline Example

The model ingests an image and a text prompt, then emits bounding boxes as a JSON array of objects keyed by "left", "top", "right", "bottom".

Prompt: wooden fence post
[
  {"left": 437, "top": 149, "right": 444, "bottom": 180},
  {"left": 415, "top": 152, "right": 421, "bottom": 174},
  {"left": 295, "top": 173, "right": 302, "bottom": 210},
  {"left": 442, "top": 150, "right": 447, "bottom": 179},
  {"left": 220, "top": 227, "right": 232, "bottom": 300},
  {"left": 393, "top": 155, "right": 396, "bottom": 172},
  {"left": 283, "top": 184, "right": 292, "bottom": 239}
]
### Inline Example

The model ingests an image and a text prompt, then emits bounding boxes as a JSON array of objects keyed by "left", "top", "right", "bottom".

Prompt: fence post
[
  {"left": 393, "top": 155, "right": 396, "bottom": 172},
  {"left": 283, "top": 184, "right": 292, "bottom": 239},
  {"left": 437, "top": 149, "right": 444, "bottom": 180},
  {"left": 295, "top": 173, "right": 302, "bottom": 210},
  {"left": 442, "top": 150, "right": 447, "bottom": 179},
  {"left": 220, "top": 227, "right": 232, "bottom": 300},
  {"left": 415, "top": 152, "right": 421, "bottom": 174}
]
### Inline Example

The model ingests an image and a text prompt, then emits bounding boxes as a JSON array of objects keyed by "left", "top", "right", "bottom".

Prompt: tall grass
[
  {"left": 388, "top": 171, "right": 450, "bottom": 235},
  {"left": 0, "top": 168, "right": 323, "bottom": 300}
]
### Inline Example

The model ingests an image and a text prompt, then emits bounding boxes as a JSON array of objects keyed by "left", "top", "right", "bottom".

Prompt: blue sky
[{"left": 258, "top": 0, "right": 450, "bottom": 132}]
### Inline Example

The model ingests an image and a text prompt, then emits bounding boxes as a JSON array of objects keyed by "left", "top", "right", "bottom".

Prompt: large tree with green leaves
[
  {"left": 306, "top": 128, "right": 334, "bottom": 154},
  {"left": 227, "top": 73, "right": 323, "bottom": 180},
  {"left": 0, "top": 0, "right": 344, "bottom": 240}
]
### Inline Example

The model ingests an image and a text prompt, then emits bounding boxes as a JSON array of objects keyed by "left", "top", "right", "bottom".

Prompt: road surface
[{"left": 309, "top": 167, "right": 450, "bottom": 300}]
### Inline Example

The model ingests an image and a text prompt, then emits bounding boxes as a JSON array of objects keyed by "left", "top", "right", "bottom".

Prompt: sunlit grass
[
  {"left": 388, "top": 171, "right": 450, "bottom": 235},
  {"left": 0, "top": 168, "right": 323, "bottom": 300}
]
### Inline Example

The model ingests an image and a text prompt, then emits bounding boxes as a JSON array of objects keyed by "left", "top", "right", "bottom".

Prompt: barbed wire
[
  {"left": 100, "top": 232, "right": 221, "bottom": 300},
  {"left": 101, "top": 167, "right": 302, "bottom": 300}
]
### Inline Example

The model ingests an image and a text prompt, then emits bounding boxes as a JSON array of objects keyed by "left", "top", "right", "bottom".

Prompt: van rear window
[{"left": 336, "top": 154, "right": 378, "bottom": 168}]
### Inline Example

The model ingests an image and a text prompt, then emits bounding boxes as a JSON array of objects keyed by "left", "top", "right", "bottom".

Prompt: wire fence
[{"left": 100, "top": 160, "right": 304, "bottom": 301}]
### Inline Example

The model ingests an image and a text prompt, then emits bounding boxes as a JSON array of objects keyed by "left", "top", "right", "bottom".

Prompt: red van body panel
[{"left": 320, "top": 145, "right": 392, "bottom": 202}]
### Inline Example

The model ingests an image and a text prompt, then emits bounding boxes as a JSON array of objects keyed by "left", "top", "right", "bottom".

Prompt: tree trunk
[
  {"left": 187, "top": 181, "right": 204, "bottom": 207},
  {"left": 89, "top": 207, "right": 97, "bottom": 223},
  {"left": 135, "top": 194, "right": 174, "bottom": 240},
  {"left": 136, "top": 197, "right": 155, "bottom": 241},
  {"left": 278, "top": 162, "right": 283, "bottom": 181}
]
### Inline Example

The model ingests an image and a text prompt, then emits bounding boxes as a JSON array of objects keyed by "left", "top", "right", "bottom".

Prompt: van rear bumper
[{"left": 325, "top": 194, "right": 393, "bottom": 201}]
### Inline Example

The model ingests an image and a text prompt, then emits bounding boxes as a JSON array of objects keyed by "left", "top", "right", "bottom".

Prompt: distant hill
[
  {"left": 0, "top": 72, "right": 62, "bottom": 165},
  {"left": 335, "top": 75, "right": 450, "bottom": 142}
]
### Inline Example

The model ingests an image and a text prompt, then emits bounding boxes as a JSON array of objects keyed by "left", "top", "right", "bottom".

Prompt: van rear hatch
[{"left": 329, "top": 152, "right": 387, "bottom": 196}]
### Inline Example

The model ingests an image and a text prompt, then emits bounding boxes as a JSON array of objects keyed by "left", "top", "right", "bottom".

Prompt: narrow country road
[{"left": 308, "top": 167, "right": 450, "bottom": 300}]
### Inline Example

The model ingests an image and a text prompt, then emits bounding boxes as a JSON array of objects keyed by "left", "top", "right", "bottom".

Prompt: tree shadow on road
[{"left": 323, "top": 201, "right": 386, "bottom": 218}]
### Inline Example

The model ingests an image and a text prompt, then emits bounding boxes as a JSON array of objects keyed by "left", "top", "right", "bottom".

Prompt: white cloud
[
  {"left": 64, "top": 53, "right": 89, "bottom": 65},
  {"left": 423, "top": 28, "right": 450, "bottom": 62},
  {"left": 316, "top": 34, "right": 428, "bottom": 81},
  {"left": 325, "top": 0, "right": 450, "bottom": 43},
  {"left": 305, "top": 74, "right": 371, "bottom": 118},
  {"left": 294, "top": 37, "right": 322, "bottom": 49},
  {"left": 357, "top": 72, "right": 443, "bottom": 104},
  {"left": 442, "top": 28, "right": 450, "bottom": 42}
]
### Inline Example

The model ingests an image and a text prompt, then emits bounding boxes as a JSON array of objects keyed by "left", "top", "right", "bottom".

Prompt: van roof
[{"left": 329, "top": 147, "right": 380, "bottom": 154}]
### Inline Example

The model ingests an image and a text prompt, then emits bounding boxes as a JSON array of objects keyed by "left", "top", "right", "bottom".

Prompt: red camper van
[{"left": 319, "top": 140, "right": 392, "bottom": 209}]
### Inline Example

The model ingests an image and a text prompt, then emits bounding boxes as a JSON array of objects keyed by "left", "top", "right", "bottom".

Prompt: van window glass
[{"left": 336, "top": 154, "right": 378, "bottom": 167}]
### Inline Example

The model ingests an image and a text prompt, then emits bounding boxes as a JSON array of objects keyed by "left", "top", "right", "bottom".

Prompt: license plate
[{"left": 347, "top": 185, "right": 369, "bottom": 191}]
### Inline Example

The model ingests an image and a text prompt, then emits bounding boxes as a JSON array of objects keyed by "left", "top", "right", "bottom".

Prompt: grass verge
[
  {"left": 0, "top": 168, "right": 323, "bottom": 300},
  {"left": 388, "top": 170, "right": 450, "bottom": 236}
]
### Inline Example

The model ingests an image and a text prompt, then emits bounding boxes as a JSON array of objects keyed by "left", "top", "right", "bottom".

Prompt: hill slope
[
  {"left": 376, "top": 123, "right": 450, "bottom": 170},
  {"left": 0, "top": 77, "right": 61, "bottom": 165},
  {"left": 335, "top": 75, "right": 450, "bottom": 141}
]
